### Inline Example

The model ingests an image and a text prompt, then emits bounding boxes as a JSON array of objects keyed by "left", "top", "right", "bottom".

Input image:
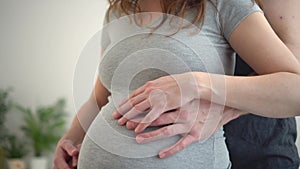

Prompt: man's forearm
[
  {"left": 195, "top": 72, "right": 300, "bottom": 118},
  {"left": 261, "top": 0, "right": 300, "bottom": 61}
]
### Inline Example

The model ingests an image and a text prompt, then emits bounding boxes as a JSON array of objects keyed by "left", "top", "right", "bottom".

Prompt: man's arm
[{"left": 261, "top": 0, "right": 300, "bottom": 61}]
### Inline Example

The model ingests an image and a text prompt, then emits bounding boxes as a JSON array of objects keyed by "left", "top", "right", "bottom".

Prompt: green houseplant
[
  {"left": 16, "top": 98, "right": 68, "bottom": 169},
  {"left": 3, "top": 135, "right": 27, "bottom": 159},
  {"left": 0, "top": 88, "right": 12, "bottom": 169},
  {"left": 2, "top": 135, "right": 27, "bottom": 169}
]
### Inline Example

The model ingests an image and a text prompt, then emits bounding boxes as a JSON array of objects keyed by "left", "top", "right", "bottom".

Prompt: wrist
[
  {"left": 238, "top": 111, "right": 249, "bottom": 116},
  {"left": 193, "top": 72, "right": 227, "bottom": 105},
  {"left": 62, "top": 131, "right": 84, "bottom": 145},
  {"left": 192, "top": 72, "right": 212, "bottom": 100}
]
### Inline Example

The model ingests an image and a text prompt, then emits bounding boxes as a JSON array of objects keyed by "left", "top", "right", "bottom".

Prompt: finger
[
  {"left": 135, "top": 101, "right": 169, "bottom": 133},
  {"left": 118, "top": 100, "right": 150, "bottom": 125},
  {"left": 71, "top": 144, "right": 81, "bottom": 167},
  {"left": 125, "top": 117, "right": 144, "bottom": 130},
  {"left": 71, "top": 155, "right": 78, "bottom": 168},
  {"left": 136, "top": 123, "right": 191, "bottom": 144},
  {"left": 152, "top": 109, "right": 200, "bottom": 126},
  {"left": 114, "top": 95, "right": 147, "bottom": 120},
  {"left": 76, "top": 143, "right": 82, "bottom": 150},
  {"left": 112, "top": 111, "right": 122, "bottom": 119},
  {"left": 128, "top": 111, "right": 179, "bottom": 129},
  {"left": 126, "top": 111, "right": 180, "bottom": 130},
  {"left": 54, "top": 160, "right": 71, "bottom": 169},
  {"left": 113, "top": 101, "right": 134, "bottom": 120},
  {"left": 198, "top": 112, "right": 222, "bottom": 139},
  {"left": 126, "top": 120, "right": 139, "bottom": 130},
  {"left": 150, "top": 112, "right": 179, "bottom": 126},
  {"left": 112, "top": 102, "right": 133, "bottom": 119},
  {"left": 127, "top": 109, "right": 184, "bottom": 129},
  {"left": 189, "top": 116, "right": 223, "bottom": 141},
  {"left": 119, "top": 81, "right": 153, "bottom": 107},
  {"left": 158, "top": 134, "right": 196, "bottom": 158},
  {"left": 118, "top": 88, "right": 145, "bottom": 107},
  {"left": 54, "top": 148, "right": 72, "bottom": 169},
  {"left": 61, "top": 141, "right": 79, "bottom": 156}
]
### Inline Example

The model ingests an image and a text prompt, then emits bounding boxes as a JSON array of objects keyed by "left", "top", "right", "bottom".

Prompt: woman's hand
[
  {"left": 53, "top": 137, "right": 81, "bottom": 169},
  {"left": 120, "top": 99, "right": 242, "bottom": 158},
  {"left": 112, "top": 72, "right": 201, "bottom": 133}
]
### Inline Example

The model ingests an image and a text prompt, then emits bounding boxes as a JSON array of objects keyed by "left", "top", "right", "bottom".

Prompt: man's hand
[{"left": 118, "top": 99, "right": 242, "bottom": 158}]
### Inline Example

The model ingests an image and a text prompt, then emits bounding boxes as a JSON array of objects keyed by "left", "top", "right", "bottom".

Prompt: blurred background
[
  {"left": 0, "top": 0, "right": 299, "bottom": 169},
  {"left": 0, "top": 0, "right": 107, "bottom": 168}
]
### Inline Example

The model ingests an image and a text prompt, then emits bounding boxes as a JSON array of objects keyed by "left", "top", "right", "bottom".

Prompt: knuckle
[
  {"left": 128, "top": 95, "right": 135, "bottom": 100},
  {"left": 53, "top": 158, "right": 59, "bottom": 166},
  {"left": 145, "top": 81, "right": 154, "bottom": 87},
  {"left": 60, "top": 139, "right": 70, "bottom": 146},
  {"left": 178, "top": 143, "right": 185, "bottom": 150},
  {"left": 192, "top": 132, "right": 201, "bottom": 140},
  {"left": 133, "top": 105, "right": 142, "bottom": 112},
  {"left": 180, "top": 111, "right": 190, "bottom": 121},
  {"left": 153, "top": 118, "right": 160, "bottom": 125},
  {"left": 128, "top": 98, "right": 136, "bottom": 106},
  {"left": 157, "top": 98, "right": 165, "bottom": 105},
  {"left": 162, "top": 127, "right": 171, "bottom": 135},
  {"left": 145, "top": 87, "right": 155, "bottom": 94},
  {"left": 126, "top": 122, "right": 131, "bottom": 129},
  {"left": 59, "top": 139, "right": 66, "bottom": 145},
  {"left": 126, "top": 121, "right": 135, "bottom": 129},
  {"left": 201, "top": 113, "right": 209, "bottom": 122},
  {"left": 170, "top": 113, "right": 179, "bottom": 122}
]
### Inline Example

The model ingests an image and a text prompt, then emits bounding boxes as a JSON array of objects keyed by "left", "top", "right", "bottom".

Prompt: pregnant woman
[
  {"left": 119, "top": 1, "right": 300, "bottom": 169},
  {"left": 53, "top": 0, "right": 300, "bottom": 169}
]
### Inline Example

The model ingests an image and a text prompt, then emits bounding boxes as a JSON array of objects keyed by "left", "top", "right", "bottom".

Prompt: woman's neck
[{"left": 138, "top": 0, "right": 162, "bottom": 12}]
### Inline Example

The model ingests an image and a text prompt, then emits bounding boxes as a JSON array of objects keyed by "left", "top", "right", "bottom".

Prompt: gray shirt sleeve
[
  {"left": 101, "top": 9, "right": 120, "bottom": 51},
  {"left": 216, "top": 0, "right": 263, "bottom": 41},
  {"left": 101, "top": 11, "right": 111, "bottom": 51}
]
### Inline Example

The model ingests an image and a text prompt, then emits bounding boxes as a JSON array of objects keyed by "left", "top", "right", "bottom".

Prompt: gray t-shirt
[{"left": 78, "top": 0, "right": 262, "bottom": 169}]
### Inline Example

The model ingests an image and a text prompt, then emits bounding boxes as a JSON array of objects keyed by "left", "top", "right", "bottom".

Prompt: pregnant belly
[
  {"left": 85, "top": 98, "right": 181, "bottom": 158},
  {"left": 78, "top": 97, "right": 230, "bottom": 169}
]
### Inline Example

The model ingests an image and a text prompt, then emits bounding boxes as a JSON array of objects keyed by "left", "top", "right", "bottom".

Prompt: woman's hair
[
  {"left": 107, "top": 0, "right": 262, "bottom": 29},
  {"left": 107, "top": 0, "right": 207, "bottom": 28}
]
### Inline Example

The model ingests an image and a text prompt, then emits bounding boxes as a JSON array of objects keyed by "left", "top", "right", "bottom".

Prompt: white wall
[
  {"left": 0, "top": 0, "right": 108, "bottom": 167},
  {"left": 1, "top": 0, "right": 300, "bottom": 166},
  {"left": 0, "top": 0, "right": 108, "bottom": 126}
]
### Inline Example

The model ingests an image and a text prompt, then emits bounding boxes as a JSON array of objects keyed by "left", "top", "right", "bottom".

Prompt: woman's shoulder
[
  {"left": 214, "top": 0, "right": 263, "bottom": 40},
  {"left": 104, "top": 10, "right": 118, "bottom": 24},
  {"left": 215, "top": 0, "right": 257, "bottom": 6}
]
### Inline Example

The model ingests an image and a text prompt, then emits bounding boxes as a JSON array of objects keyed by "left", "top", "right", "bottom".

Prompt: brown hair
[
  {"left": 107, "top": 0, "right": 262, "bottom": 29},
  {"left": 107, "top": 0, "right": 207, "bottom": 28}
]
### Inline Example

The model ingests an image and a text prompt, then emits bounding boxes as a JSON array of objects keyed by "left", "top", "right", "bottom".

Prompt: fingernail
[
  {"left": 136, "top": 136, "right": 145, "bottom": 143},
  {"left": 134, "top": 125, "right": 141, "bottom": 133},
  {"left": 118, "top": 118, "right": 124, "bottom": 125},
  {"left": 159, "top": 153, "right": 165, "bottom": 158},
  {"left": 112, "top": 112, "right": 117, "bottom": 118},
  {"left": 127, "top": 123, "right": 134, "bottom": 130},
  {"left": 135, "top": 124, "right": 145, "bottom": 133}
]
